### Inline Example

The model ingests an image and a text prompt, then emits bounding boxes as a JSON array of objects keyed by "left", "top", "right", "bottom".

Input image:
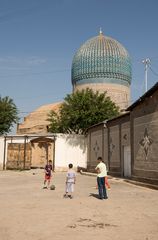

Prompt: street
[{"left": 0, "top": 170, "right": 158, "bottom": 240}]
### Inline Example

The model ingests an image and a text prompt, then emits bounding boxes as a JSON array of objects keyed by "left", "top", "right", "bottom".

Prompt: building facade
[
  {"left": 87, "top": 83, "right": 158, "bottom": 185},
  {"left": 17, "top": 102, "right": 62, "bottom": 135}
]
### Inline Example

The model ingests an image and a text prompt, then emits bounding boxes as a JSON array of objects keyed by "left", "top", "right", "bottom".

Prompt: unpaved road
[{"left": 0, "top": 170, "right": 158, "bottom": 240}]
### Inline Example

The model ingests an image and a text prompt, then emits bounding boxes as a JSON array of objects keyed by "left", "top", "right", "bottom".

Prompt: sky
[{"left": 0, "top": 0, "right": 158, "bottom": 132}]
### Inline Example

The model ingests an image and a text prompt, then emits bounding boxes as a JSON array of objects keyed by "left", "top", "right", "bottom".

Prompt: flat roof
[{"left": 126, "top": 82, "right": 158, "bottom": 111}]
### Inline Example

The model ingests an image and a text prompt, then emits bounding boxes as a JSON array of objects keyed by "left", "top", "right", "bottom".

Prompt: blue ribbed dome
[{"left": 71, "top": 32, "right": 131, "bottom": 87}]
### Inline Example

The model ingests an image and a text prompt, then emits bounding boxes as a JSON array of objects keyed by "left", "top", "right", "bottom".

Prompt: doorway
[
  {"left": 123, "top": 145, "right": 131, "bottom": 178},
  {"left": 31, "top": 137, "right": 54, "bottom": 169}
]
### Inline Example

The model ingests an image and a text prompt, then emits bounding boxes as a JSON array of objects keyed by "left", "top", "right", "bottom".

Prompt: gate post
[
  {"left": 3, "top": 136, "right": 7, "bottom": 170},
  {"left": 23, "top": 135, "right": 27, "bottom": 170}
]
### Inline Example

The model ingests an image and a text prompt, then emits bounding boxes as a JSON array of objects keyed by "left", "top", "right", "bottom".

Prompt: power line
[
  {"left": 0, "top": 57, "right": 158, "bottom": 78},
  {"left": 0, "top": 69, "right": 70, "bottom": 78},
  {"left": 149, "top": 66, "right": 158, "bottom": 77},
  {"left": 0, "top": 58, "right": 157, "bottom": 80},
  {"left": 17, "top": 100, "right": 134, "bottom": 114}
]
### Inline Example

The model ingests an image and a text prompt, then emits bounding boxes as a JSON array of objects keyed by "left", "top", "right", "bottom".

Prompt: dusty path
[{"left": 0, "top": 170, "right": 158, "bottom": 240}]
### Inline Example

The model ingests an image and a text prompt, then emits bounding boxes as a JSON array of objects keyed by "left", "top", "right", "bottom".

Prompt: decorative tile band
[{"left": 71, "top": 35, "right": 132, "bottom": 86}]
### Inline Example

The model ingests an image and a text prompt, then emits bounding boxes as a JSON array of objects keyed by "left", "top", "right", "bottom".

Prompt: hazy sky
[{"left": 0, "top": 0, "right": 158, "bottom": 127}]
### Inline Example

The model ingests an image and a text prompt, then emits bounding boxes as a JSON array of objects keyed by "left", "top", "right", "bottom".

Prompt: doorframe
[
  {"left": 123, "top": 145, "right": 131, "bottom": 178},
  {"left": 30, "top": 137, "right": 55, "bottom": 169}
]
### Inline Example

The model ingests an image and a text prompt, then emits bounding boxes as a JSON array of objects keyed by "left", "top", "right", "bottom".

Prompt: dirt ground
[{"left": 0, "top": 170, "right": 158, "bottom": 240}]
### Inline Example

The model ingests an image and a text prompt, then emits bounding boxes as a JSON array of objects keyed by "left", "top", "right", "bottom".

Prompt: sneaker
[
  {"left": 68, "top": 195, "right": 73, "bottom": 199},
  {"left": 43, "top": 186, "right": 48, "bottom": 189},
  {"left": 63, "top": 194, "right": 68, "bottom": 198}
]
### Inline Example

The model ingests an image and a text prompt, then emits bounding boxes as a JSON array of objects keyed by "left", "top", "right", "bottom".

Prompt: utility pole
[{"left": 142, "top": 58, "right": 150, "bottom": 92}]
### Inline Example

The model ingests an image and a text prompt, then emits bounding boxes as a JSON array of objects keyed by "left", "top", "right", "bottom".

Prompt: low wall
[
  {"left": 0, "top": 137, "right": 4, "bottom": 170},
  {"left": 55, "top": 134, "right": 87, "bottom": 171},
  {"left": 0, "top": 134, "right": 87, "bottom": 171}
]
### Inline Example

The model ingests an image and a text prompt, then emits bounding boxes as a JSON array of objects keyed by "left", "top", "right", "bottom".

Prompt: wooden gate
[
  {"left": 31, "top": 137, "right": 54, "bottom": 169},
  {"left": 6, "top": 143, "right": 31, "bottom": 170}
]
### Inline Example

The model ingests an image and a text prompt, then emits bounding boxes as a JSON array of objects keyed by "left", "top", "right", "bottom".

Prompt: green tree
[
  {"left": 0, "top": 96, "right": 19, "bottom": 135},
  {"left": 48, "top": 89, "right": 119, "bottom": 134}
]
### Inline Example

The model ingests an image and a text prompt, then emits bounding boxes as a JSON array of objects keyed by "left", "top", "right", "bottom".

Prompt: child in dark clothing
[{"left": 43, "top": 160, "right": 53, "bottom": 189}]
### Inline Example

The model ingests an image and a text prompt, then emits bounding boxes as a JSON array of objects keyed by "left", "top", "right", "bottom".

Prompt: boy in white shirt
[{"left": 63, "top": 163, "right": 76, "bottom": 199}]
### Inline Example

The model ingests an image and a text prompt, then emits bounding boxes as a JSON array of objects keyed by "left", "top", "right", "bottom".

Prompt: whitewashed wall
[
  {"left": 0, "top": 134, "right": 87, "bottom": 171},
  {"left": 0, "top": 137, "right": 4, "bottom": 170},
  {"left": 55, "top": 134, "right": 87, "bottom": 171}
]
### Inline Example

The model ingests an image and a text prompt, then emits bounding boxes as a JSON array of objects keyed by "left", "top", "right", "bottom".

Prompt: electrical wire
[
  {"left": 0, "top": 69, "right": 70, "bottom": 78},
  {"left": 0, "top": 58, "right": 157, "bottom": 78},
  {"left": 149, "top": 66, "right": 158, "bottom": 77}
]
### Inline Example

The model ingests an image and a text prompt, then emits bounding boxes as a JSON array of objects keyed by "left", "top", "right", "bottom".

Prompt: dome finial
[{"left": 99, "top": 27, "right": 103, "bottom": 35}]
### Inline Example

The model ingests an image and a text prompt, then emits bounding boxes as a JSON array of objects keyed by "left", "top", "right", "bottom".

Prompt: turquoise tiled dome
[{"left": 71, "top": 32, "right": 131, "bottom": 87}]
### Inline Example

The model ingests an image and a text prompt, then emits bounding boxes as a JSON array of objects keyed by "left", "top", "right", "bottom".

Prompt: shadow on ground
[{"left": 89, "top": 193, "right": 100, "bottom": 199}]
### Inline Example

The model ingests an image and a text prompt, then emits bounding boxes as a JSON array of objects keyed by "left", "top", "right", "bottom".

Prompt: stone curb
[
  {"left": 80, "top": 170, "right": 97, "bottom": 177},
  {"left": 80, "top": 170, "right": 113, "bottom": 178},
  {"left": 80, "top": 170, "right": 158, "bottom": 190},
  {"left": 124, "top": 179, "right": 158, "bottom": 190}
]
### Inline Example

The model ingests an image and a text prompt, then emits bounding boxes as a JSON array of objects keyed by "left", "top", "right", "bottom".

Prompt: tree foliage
[
  {"left": 48, "top": 89, "right": 119, "bottom": 134},
  {"left": 0, "top": 96, "right": 19, "bottom": 135}
]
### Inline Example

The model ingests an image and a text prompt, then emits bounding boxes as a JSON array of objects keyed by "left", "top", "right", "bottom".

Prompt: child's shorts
[{"left": 45, "top": 175, "right": 51, "bottom": 180}]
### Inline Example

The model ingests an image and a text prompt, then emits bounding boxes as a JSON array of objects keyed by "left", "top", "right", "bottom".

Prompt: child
[
  {"left": 43, "top": 160, "right": 53, "bottom": 189},
  {"left": 63, "top": 163, "right": 76, "bottom": 199},
  {"left": 105, "top": 176, "right": 111, "bottom": 189}
]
